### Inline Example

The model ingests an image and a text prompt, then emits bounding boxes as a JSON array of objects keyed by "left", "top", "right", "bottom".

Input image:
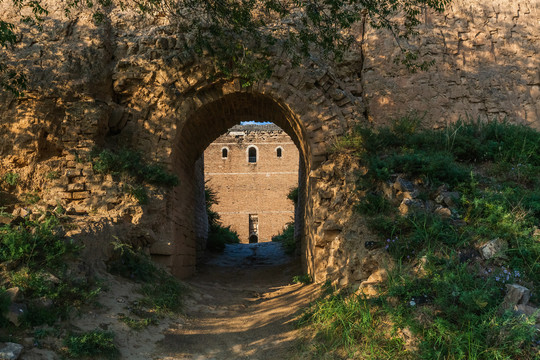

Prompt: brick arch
[
  {"left": 113, "top": 53, "right": 363, "bottom": 278},
  {"left": 166, "top": 88, "right": 315, "bottom": 278}
]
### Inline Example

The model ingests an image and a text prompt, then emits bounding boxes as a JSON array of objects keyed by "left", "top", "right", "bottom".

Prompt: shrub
[
  {"left": 272, "top": 222, "right": 296, "bottom": 255},
  {"left": 287, "top": 187, "right": 299, "bottom": 205},
  {"left": 107, "top": 242, "right": 157, "bottom": 282},
  {"left": 63, "top": 329, "right": 119, "bottom": 359},
  {"left": 89, "top": 148, "right": 178, "bottom": 204},
  {"left": 0, "top": 215, "right": 78, "bottom": 270},
  {"left": 90, "top": 148, "right": 178, "bottom": 187},
  {"left": 205, "top": 185, "right": 240, "bottom": 252},
  {"left": 2, "top": 172, "right": 19, "bottom": 187},
  {"left": 356, "top": 192, "right": 393, "bottom": 216},
  {"left": 140, "top": 274, "right": 185, "bottom": 314},
  {"left": 207, "top": 224, "right": 240, "bottom": 252},
  {"left": 292, "top": 274, "right": 312, "bottom": 284}
]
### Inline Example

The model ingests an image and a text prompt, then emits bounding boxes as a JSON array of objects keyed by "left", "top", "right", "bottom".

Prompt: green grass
[
  {"left": 63, "top": 329, "right": 119, "bottom": 359},
  {"left": 299, "top": 116, "right": 540, "bottom": 359}
]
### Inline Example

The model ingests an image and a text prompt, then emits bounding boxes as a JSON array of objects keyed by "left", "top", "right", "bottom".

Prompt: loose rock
[
  {"left": 0, "top": 342, "right": 23, "bottom": 360},
  {"left": 502, "top": 284, "right": 531, "bottom": 310},
  {"left": 480, "top": 238, "right": 508, "bottom": 259}
]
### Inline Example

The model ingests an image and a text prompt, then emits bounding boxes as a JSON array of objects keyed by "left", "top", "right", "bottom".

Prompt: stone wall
[
  {"left": 204, "top": 124, "right": 299, "bottom": 243},
  {"left": 361, "top": 0, "right": 540, "bottom": 129},
  {"left": 0, "top": 0, "right": 538, "bottom": 281}
]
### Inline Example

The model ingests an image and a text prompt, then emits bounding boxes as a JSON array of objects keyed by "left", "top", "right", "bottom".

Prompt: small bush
[
  {"left": 89, "top": 148, "right": 178, "bottom": 204},
  {"left": 90, "top": 148, "right": 178, "bottom": 187},
  {"left": 205, "top": 185, "right": 240, "bottom": 252},
  {"left": 107, "top": 242, "right": 186, "bottom": 314},
  {"left": 10, "top": 268, "right": 101, "bottom": 327},
  {"left": 107, "top": 242, "right": 157, "bottom": 282},
  {"left": 63, "top": 329, "right": 119, "bottom": 359},
  {"left": 287, "top": 187, "right": 299, "bottom": 205},
  {"left": 272, "top": 222, "right": 296, "bottom": 255},
  {"left": 356, "top": 192, "right": 393, "bottom": 216},
  {"left": 207, "top": 224, "right": 240, "bottom": 252},
  {"left": 0, "top": 215, "right": 78, "bottom": 270},
  {"left": 2, "top": 172, "right": 19, "bottom": 186},
  {"left": 119, "top": 313, "right": 158, "bottom": 330},
  {"left": 293, "top": 274, "right": 312, "bottom": 284}
]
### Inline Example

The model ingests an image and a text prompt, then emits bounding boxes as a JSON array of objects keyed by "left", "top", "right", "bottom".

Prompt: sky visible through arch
[{"left": 240, "top": 121, "right": 272, "bottom": 125}]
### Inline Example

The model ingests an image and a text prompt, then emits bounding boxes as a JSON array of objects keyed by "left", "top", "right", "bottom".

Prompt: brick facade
[{"left": 204, "top": 124, "right": 299, "bottom": 243}]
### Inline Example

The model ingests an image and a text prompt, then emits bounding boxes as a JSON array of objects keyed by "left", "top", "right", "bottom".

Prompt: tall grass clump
[{"left": 298, "top": 115, "right": 540, "bottom": 359}]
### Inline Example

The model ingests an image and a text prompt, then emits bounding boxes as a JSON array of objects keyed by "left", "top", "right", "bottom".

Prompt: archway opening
[
  {"left": 204, "top": 123, "right": 298, "bottom": 249},
  {"left": 166, "top": 91, "right": 311, "bottom": 278}
]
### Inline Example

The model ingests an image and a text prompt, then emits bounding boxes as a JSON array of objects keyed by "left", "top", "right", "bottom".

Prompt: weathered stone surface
[
  {"left": 0, "top": 342, "right": 23, "bottom": 360},
  {"left": 6, "top": 303, "right": 27, "bottom": 327},
  {"left": 399, "top": 199, "right": 424, "bottom": 215},
  {"left": 434, "top": 206, "right": 452, "bottom": 219},
  {"left": 514, "top": 304, "right": 540, "bottom": 322},
  {"left": 502, "top": 284, "right": 531, "bottom": 309},
  {"left": 394, "top": 177, "right": 415, "bottom": 193},
  {"left": 0, "top": 0, "right": 538, "bottom": 282},
  {"left": 5, "top": 287, "right": 22, "bottom": 303},
  {"left": 480, "top": 238, "right": 508, "bottom": 259}
]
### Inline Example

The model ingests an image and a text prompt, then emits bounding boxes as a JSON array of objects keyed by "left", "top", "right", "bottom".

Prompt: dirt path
[{"left": 155, "top": 243, "right": 319, "bottom": 360}]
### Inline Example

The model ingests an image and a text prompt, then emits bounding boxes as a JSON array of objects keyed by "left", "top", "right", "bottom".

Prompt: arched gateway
[{"left": 109, "top": 52, "right": 364, "bottom": 279}]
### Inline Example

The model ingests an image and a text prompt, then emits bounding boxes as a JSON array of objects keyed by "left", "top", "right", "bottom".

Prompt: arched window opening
[
  {"left": 276, "top": 147, "right": 282, "bottom": 158},
  {"left": 222, "top": 147, "right": 228, "bottom": 158},
  {"left": 248, "top": 146, "right": 257, "bottom": 163}
]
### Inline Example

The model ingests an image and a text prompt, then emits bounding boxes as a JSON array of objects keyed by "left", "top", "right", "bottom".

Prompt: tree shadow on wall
[{"left": 362, "top": 1, "right": 539, "bottom": 128}]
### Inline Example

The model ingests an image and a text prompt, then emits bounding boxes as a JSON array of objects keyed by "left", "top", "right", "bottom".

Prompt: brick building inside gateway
[{"left": 204, "top": 124, "right": 299, "bottom": 244}]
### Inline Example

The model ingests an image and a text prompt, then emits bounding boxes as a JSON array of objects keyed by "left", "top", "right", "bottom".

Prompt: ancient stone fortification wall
[
  {"left": 0, "top": 0, "right": 538, "bottom": 282},
  {"left": 204, "top": 124, "right": 299, "bottom": 243},
  {"left": 361, "top": 0, "right": 540, "bottom": 129}
]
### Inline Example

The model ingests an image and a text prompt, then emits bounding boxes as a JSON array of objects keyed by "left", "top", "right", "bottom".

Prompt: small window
[
  {"left": 276, "top": 147, "right": 282, "bottom": 158},
  {"left": 248, "top": 147, "right": 257, "bottom": 163},
  {"left": 249, "top": 214, "right": 259, "bottom": 243},
  {"left": 221, "top": 148, "right": 228, "bottom": 158}
]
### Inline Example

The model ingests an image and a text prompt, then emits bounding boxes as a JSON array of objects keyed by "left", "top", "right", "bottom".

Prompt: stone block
[
  {"left": 67, "top": 183, "right": 85, "bottom": 192},
  {"left": 71, "top": 191, "right": 91, "bottom": 200},
  {"left": 394, "top": 177, "right": 415, "bottom": 192},
  {"left": 502, "top": 284, "right": 531, "bottom": 309},
  {"left": 6, "top": 303, "right": 27, "bottom": 327},
  {"left": 0, "top": 342, "right": 23, "bottom": 360},
  {"left": 480, "top": 238, "right": 508, "bottom": 259}
]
